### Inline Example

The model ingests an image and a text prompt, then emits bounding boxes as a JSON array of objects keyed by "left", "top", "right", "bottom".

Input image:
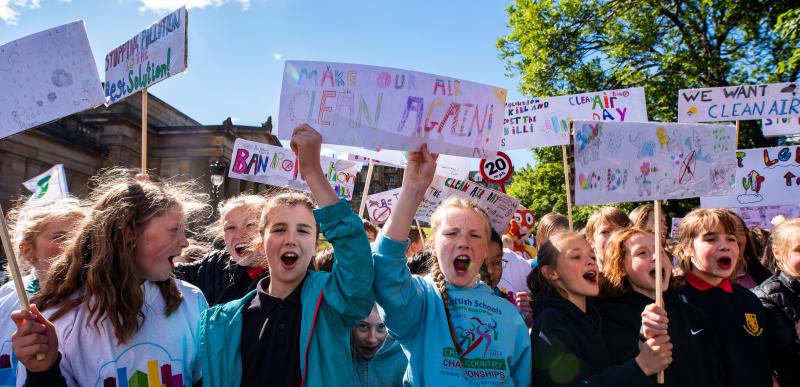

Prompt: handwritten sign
[
  {"left": 729, "top": 205, "right": 800, "bottom": 230},
  {"left": 501, "top": 87, "right": 647, "bottom": 149},
  {"left": 678, "top": 82, "right": 800, "bottom": 122},
  {"left": 573, "top": 121, "right": 737, "bottom": 205},
  {"left": 670, "top": 217, "right": 683, "bottom": 239},
  {"left": 278, "top": 61, "right": 507, "bottom": 158},
  {"left": 762, "top": 116, "right": 800, "bottom": 137},
  {"left": 366, "top": 175, "right": 519, "bottom": 233},
  {"left": 325, "top": 144, "right": 472, "bottom": 180},
  {"left": 104, "top": 6, "right": 188, "bottom": 104},
  {"left": 700, "top": 146, "right": 800, "bottom": 208},
  {"left": 0, "top": 21, "right": 105, "bottom": 139},
  {"left": 228, "top": 138, "right": 362, "bottom": 199}
]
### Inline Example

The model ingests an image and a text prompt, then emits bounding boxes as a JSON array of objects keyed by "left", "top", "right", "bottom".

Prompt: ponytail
[{"left": 429, "top": 255, "right": 464, "bottom": 356}]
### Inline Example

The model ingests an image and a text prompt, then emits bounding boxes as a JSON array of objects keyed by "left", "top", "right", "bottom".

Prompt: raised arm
[{"left": 372, "top": 145, "right": 438, "bottom": 339}]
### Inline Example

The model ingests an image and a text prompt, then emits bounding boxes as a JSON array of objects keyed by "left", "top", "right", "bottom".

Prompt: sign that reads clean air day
[
  {"left": 278, "top": 61, "right": 507, "bottom": 158},
  {"left": 678, "top": 82, "right": 800, "bottom": 122},
  {"left": 0, "top": 21, "right": 105, "bottom": 139},
  {"left": 366, "top": 175, "right": 519, "bottom": 233},
  {"left": 700, "top": 146, "right": 800, "bottom": 208},
  {"left": 104, "top": 6, "right": 188, "bottom": 104},
  {"left": 573, "top": 121, "right": 737, "bottom": 205},
  {"left": 501, "top": 87, "right": 648, "bottom": 149},
  {"left": 228, "top": 138, "right": 362, "bottom": 200}
]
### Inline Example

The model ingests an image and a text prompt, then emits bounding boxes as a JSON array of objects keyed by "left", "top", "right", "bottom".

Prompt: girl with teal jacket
[
  {"left": 195, "top": 124, "right": 374, "bottom": 386},
  {"left": 372, "top": 145, "right": 531, "bottom": 386}
]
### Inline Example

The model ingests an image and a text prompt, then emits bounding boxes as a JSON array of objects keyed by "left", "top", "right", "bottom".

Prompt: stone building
[{"left": 0, "top": 91, "right": 280, "bottom": 209}]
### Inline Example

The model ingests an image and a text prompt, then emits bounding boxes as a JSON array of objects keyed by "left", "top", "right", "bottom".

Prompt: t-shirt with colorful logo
[{"left": 16, "top": 280, "right": 208, "bottom": 387}]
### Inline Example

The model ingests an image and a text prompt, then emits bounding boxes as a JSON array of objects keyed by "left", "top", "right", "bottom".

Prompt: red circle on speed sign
[{"left": 479, "top": 151, "right": 513, "bottom": 192}]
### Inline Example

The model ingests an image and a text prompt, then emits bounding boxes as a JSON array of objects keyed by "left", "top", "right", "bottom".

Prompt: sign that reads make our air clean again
[{"left": 278, "top": 61, "right": 507, "bottom": 158}]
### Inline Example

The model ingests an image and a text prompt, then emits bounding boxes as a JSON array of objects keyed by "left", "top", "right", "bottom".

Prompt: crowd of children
[{"left": 1, "top": 124, "right": 799, "bottom": 386}]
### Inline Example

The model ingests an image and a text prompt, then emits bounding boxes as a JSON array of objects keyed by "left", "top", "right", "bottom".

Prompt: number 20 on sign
[{"left": 479, "top": 151, "right": 513, "bottom": 192}]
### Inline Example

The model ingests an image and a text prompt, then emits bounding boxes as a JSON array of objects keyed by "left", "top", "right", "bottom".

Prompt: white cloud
[
  {"left": 272, "top": 52, "right": 282, "bottom": 61},
  {"left": 138, "top": 0, "right": 250, "bottom": 13},
  {"left": 0, "top": 0, "right": 41, "bottom": 25}
]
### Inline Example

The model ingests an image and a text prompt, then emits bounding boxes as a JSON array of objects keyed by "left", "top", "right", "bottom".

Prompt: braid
[{"left": 429, "top": 256, "right": 464, "bottom": 356}]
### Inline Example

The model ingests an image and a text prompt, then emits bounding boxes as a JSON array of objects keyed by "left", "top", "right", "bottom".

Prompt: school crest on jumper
[{"left": 743, "top": 312, "right": 763, "bottom": 336}]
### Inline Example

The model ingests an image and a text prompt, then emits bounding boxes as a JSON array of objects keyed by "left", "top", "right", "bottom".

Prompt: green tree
[{"left": 500, "top": 0, "right": 800, "bottom": 226}]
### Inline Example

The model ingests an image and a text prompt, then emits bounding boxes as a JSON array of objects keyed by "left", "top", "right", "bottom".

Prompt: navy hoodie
[{"left": 531, "top": 295, "right": 650, "bottom": 387}]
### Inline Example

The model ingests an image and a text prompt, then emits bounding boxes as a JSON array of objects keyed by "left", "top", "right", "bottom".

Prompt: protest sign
[
  {"left": 227, "top": 138, "right": 362, "bottom": 199},
  {"left": 326, "top": 144, "right": 472, "bottom": 179},
  {"left": 729, "top": 205, "right": 800, "bottom": 230},
  {"left": 678, "top": 82, "right": 800, "bottom": 122},
  {"left": 22, "top": 164, "right": 69, "bottom": 203},
  {"left": 104, "top": 6, "right": 188, "bottom": 104},
  {"left": 670, "top": 217, "right": 683, "bottom": 239},
  {"left": 700, "top": 145, "right": 800, "bottom": 208},
  {"left": 762, "top": 116, "right": 800, "bottom": 137},
  {"left": 573, "top": 121, "right": 737, "bottom": 205},
  {"left": 0, "top": 21, "right": 104, "bottom": 139},
  {"left": 501, "top": 87, "right": 647, "bottom": 149},
  {"left": 366, "top": 175, "right": 519, "bottom": 233},
  {"left": 479, "top": 151, "right": 513, "bottom": 192},
  {"left": 278, "top": 61, "right": 507, "bottom": 158}
]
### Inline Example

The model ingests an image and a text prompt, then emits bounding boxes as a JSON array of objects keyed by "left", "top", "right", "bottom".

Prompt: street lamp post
[{"left": 209, "top": 161, "right": 226, "bottom": 219}]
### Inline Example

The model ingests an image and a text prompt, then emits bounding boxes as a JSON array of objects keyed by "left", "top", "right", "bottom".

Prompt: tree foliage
[{"left": 500, "top": 0, "right": 800, "bottom": 227}]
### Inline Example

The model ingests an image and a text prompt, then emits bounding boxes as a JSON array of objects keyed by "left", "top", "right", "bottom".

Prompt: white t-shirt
[
  {"left": 497, "top": 249, "right": 532, "bottom": 302},
  {"left": 0, "top": 275, "right": 35, "bottom": 386},
  {"left": 17, "top": 280, "right": 207, "bottom": 387}
]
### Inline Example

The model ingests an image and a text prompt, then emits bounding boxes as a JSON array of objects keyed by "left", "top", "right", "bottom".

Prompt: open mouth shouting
[
  {"left": 716, "top": 256, "right": 733, "bottom": 270},
  {"left": 233, "top": 242, "right": 250, "bottom": 257},
  {"left": 453, "top": 255, "right": 472, "bottom": 274},
  {"left": 280, "top": 252, "right": 300, "bottom": 269},
  {"left": 649, "top": 267, "right": 667, "bottom": 280},
  {"left": 582, "top": 269, "right": 598, "bottom": 285},
  {"left": 168, "top": 255, "right": 178, "bottom": 269}
]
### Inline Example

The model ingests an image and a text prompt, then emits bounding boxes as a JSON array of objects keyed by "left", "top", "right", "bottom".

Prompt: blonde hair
[
  {"left": 428, "top": 197, "right": 491, "bottom": 356},
  {"left": 258, "top": 191, "right": 317, "bottom": 235},
  {"left": 585, "top": 206, "right": 632, "bottom": 239},
  {"left": 205, "top": 194, "right": 268, "bottom": 240},
  {"left": 32, "top": 169, "right": 210, "bottom": 344},
  {"left": 673, "top": 208, "right": 740, "bottom": 279},
  {"left": 536, "top": 212, "right": 569, "bottom": 246},
  {"left": 629, "top": 204, "right": 654, "bottom": 229},
  {"left": 772, "top": 218, "right": 800, "bottom": 277},
  {"left": 527, "top": 231, "right": 585, "bottom": 299},
  {"left": 8, "top": 198, "right": 86, "bottom": 265}
]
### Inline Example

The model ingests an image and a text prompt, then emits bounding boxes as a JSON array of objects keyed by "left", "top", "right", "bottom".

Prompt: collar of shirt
[
  {"left": 251, "top": 275, "right": 304, "bottom": 313},
  {"left": 686, "top": 271, "right": 732, "bottom": 293}
]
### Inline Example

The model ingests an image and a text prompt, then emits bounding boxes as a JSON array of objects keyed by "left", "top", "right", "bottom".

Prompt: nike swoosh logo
[{"left": 690, "top": 328, "right": 703, "bottom": 335}]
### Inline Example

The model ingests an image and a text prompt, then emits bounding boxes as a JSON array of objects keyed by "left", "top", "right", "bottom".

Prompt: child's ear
[
  {"left": 18, "top": 241, "right": 32, "bottom": 261},
  {"left": 772, "top": 244, "right": 783, "bottom": 261},
  {"left": 541, "top": 265, "right": 559, "bottom": 281}
]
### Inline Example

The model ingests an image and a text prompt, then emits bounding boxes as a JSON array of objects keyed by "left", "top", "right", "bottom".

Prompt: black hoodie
[
  {"left": 598, "top": 290, "right": 723, "bottom": 387},
  {"left": 531, "top": 295, "right": 650, "bottom": 387}
]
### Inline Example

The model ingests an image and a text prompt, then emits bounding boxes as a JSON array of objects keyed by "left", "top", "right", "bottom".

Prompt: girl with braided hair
[{"left": 372, "top": 144, "right": 531, "bottom": 386}]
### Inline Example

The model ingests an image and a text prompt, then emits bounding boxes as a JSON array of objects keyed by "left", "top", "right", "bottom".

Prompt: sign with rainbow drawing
[
  {"left": 278, "top": 60, "right": 507, "bottom": 158},
  {"left": 104, "top": 6, "right": 188, "bottom": 104},
  {"left": 227, "top": 138, "right": 362, "bottom": 200},
  {"left": 366, "top": 175, "right": 519, "bottom": 233},
  {"left": 678, "top": 82, "right": 800, "bottom": 122},
  {"left": 501, "top": 87, "right": 647, "bottom": 149},
  {"left": 573, "top": 121, "right": 737, "bottom": 205},
  {"left": 700, "top": 146, "right": 800, "bottom": 208},
  {"left": 0, "top": 21, "right": 105, "bottom": 139}
]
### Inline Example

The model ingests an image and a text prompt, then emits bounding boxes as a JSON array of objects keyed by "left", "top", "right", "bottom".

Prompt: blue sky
[{"left": 0, "top": 0, "right": 535, "bottom": 168}]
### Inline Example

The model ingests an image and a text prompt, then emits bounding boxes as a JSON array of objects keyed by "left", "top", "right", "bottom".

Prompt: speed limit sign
[{"left": 479, "top": 151, "right": 513, "bottom": 192}]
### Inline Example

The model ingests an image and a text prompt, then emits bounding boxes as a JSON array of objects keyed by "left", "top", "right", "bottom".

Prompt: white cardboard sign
[
  {"left": 278, "top": 60, "right": 507, "bottom": 158},
  {"left": 761, "top": 116, "right": 800, "bottom": 137},
  {"left": 573, "top": 121, "right": 737, "bottom": 205},
  {"left": 104, "top": 6, "right": 188, "bottom": 104},
  {"left": 700, "top": 146, "right": 800, "bottom": 208},
  {"left": 729, "top": 205, "right": 800, "bottom": 230},
  {"left": 501, "top": 87, "right": 648, "bottom": 149},
  {"left": 678, "top": 82, "right": 800, "bottom": 122},
  {"left": 228, "top": 138, "right": 362, "bottom": 199},
  {"left": 366, "top": 175, "right": 519, "bottom": 233},
  {"left": 0, "top": 21, "right": 105, "bottom": 139},
  {"left": 325, "top": 144, "right": 472, "bottom": 180}
]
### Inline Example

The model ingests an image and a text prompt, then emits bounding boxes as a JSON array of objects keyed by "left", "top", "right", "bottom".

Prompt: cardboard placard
[{"left": 678, "top": 82, "right": 800, "bottom": 122}]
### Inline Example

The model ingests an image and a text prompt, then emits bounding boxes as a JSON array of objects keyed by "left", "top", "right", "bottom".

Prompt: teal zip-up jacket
[
  {"left": 352, "top": 337, "right": 408, "bottom": 387},
  {"left": 373, "top": 234, "right": 532, "bottom": 386},
  {"left": 196, "top": 200, "right": 374, "bottom": 387}
]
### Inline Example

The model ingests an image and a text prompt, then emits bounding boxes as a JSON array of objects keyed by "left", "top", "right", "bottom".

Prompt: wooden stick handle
[
  {"left": 561, "top": 144, "right": 574, "bottom": 232},
  {"left": 141, "top": 88, "right": 149, "bottom": 174},
  {"left": 358, "top": 159, "right": 376, "bottom": 219},
  {"left": 0, "top": 204, "right": 45, "bottom": 360},
  {"left": 654, "top": 200, "right": 665, "bottom": 384}
]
